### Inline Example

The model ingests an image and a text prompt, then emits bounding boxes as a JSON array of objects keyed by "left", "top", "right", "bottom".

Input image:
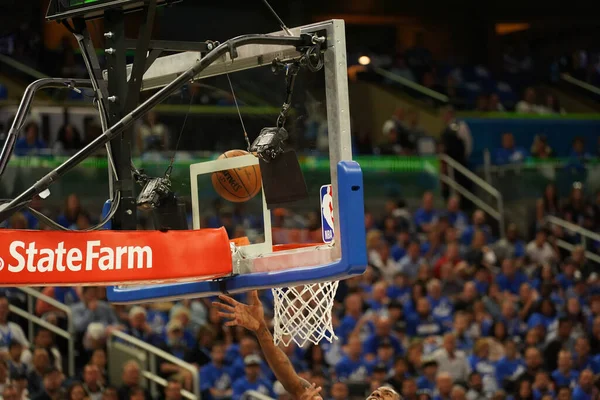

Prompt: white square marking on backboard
[{"left": 190, "top": 155, "right": 272, "bottom": 257}]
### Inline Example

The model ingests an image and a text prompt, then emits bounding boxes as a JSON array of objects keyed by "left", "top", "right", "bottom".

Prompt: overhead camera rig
[{"left": 0, "top": 0, "right": 331, "bottom": 228}]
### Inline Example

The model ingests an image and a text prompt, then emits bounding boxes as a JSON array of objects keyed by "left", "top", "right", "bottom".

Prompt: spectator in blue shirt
[
  {"left": 557, "top": 259, "right": 578, "bottom": 291},
  {"left": 445, "top": 196, "right": 468, "bottom": 233},
  {"left": 426, "top": 279, "right": 453, "bottom": 330},
  {"left": 335, "top": 335, "right": 369, "bottom": 381},
  {"left": 390, "top": 231, "right": 411, "bottom": 262},
  {"left": 452, "top": 312, "right": 475, "bottom": 353},
  {"left": 367, "top": 339, "right": 396, "bottom": 374},
  {"left": 125, "top": 306, "right": 164, "bottom": 347},
  {"left": 414, "top": 191, "right": 437, "bottom": 233},
  {"left": 229, "top": 337, "right": 271, "bottom": 382},
  {"left": 398, "top": 241, "right": 425, "bottom": 281},
  {"left": 569, "top": 137, "right": 593, "bottom": 163},
  {"left": 492, "top": 223, "right": 526, "bottom": 262},
  {"left": 367, "top": 282, "right": 391, "bottom": 312},
  {"left": 494, "top": 132, "right": 528, "bottom": 165},
  {"left": 387, "top": 272, "right": 411, "bottom": 303},
  {"left": 495, "top": 340, "right": 524, "bottom": 388},
  {"left": 527, "top": 298, "right": 557, "bottom": 332},
  {"left": 200, "top": 343, "right": 233, "bottom": 400},
  {"left": 468, "top": 339, "right": 498, "bottom": 396},
  {"left": 363, "top": 317, "right": 403, "bottom": 359},
  {"left": 163, "top": 308, "right": 196, "bottom": 350},
  {"left": 231, "top": 355, "right": 275, "bottom": 400},
  {"left": 532, "top": 371, "right": 555, "bottom": 400},
  {"left": 496, "top": 258, "right": 528, "bottom": 295},
  {"left": 71, "top": 287, "right": 118, "bottom": 334},
  {"left": 460, "top": 210, "right": 492, "bottom": 246},
  {"left": 416, "top": 358, "right": 438, "bottom": 391},
  {"left": 573, "top": 338, "right": 596, "bottom": 373},
  {"left": 406, "top": 297, "right": 444, "bottom": 339},
  {"left": 571, "top": 369, "right": 596, "bottom": 400},
  {"left": 14, "top": 122, "right": 47, "bottom": 156},
  {"left": 552, "top": 350, "right": 579, "bottom": 389},
  {"left": 56, "top": 193, "right": 82, "bottom": 229},
  {"left": 337, "top": 293, "right": 374, "bottom": 344}
]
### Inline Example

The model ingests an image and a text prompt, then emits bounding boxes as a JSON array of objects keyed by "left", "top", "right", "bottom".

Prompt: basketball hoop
[{"left": 271, "top": 281, "right": 339, "bottom": 347}]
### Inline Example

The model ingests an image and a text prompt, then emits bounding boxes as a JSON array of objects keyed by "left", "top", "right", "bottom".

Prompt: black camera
[
  {"left": 249, "top": 126, "right": 288, "bottom": 162},
  {"left": 136, "top": 176, "right": 173, "bottom": 211}
]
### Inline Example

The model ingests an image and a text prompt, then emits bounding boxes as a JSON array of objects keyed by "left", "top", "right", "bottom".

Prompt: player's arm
[{"left": 213, "top": 291, "right": 313, "bottom": 398}]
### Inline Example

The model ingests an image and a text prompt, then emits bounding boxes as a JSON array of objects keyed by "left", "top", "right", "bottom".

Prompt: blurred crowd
[
  {"left": 1, "top": 178, "right": 600, "bottom": 400},
  {"left": 8, "top": 111, "right": 173, "bottom": 158}
]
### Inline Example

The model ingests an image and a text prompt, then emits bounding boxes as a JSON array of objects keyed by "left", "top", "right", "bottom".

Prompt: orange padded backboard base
[{"left": 0, "top": 228, "right": 232, "bottom": 286}]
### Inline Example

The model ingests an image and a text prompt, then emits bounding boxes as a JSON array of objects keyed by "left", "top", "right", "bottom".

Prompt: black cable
[
  {"left": 0, "top": 199, "right": 32, "bottom": 218},
  {"left": 164, "top": 88, "right": 195, "bottom": 177},
  {"left": 260, "top": 0, "right": 292, "bottom": 36}
]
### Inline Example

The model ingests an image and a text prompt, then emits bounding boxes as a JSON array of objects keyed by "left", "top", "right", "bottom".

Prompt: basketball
[{"left": 211, "top": 150, "right": 262, "bottom": 202}]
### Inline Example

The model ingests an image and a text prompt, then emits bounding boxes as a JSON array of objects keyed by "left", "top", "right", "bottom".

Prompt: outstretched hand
[
  {"left": 299, "top": 384, "right": 323, "bottom": 400},
  {"left": 213, "top": 290, "right": 265, "bottom": 332}
]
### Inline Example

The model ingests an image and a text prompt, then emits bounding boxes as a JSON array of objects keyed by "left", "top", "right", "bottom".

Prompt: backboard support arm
[{"left": 0, "top": 33, "right": 317, "bottom": 223}]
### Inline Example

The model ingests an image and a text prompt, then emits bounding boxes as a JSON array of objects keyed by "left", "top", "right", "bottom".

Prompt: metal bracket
[
  {"left": 125, "top": 0, "right": 157, "bottom": 113},
  {"left": 124, "top": 39, "right": 211, "bottom": 53}
]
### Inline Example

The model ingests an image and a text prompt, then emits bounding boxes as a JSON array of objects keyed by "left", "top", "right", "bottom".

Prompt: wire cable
[
  {"left": 260, "top": 0, "right": 293, "bottom": 36},
  {"left": 26, "top": 191, "right": 121, "bottom": 231},
  {"left": 164, "top": 87, "right": 195, "bottom": 177},
  {"left": 226, "top": 74, "right": 251, "bottom": 150}
]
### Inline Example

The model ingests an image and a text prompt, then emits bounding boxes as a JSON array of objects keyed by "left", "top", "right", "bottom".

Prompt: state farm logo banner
[{"left": 0, "top": 228, "right": 233, "bottom": 286}]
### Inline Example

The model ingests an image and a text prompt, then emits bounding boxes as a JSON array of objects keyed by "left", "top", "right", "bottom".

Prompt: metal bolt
[
  {"left": 126, "top": 209, "right": 133, "bottom": 215},
  {"left": 207, "top": 43, "right": 213, "bottom": 51},
  {"left": 105, "top": 48, "right": 116, "bottom": 55},
  {"left": 312, "top": 36, "right": 325, "bottom": 44},
  {"left": 104, "top": 32, "right": 114, "bottom": 39},
  {"left": 107, "top": 96, "right": 117, "bottom": 102}
]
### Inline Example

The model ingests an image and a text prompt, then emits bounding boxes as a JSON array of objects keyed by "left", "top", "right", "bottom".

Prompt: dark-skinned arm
[
  {"left": 213, "top": 292, "right": 313, "bottom": 399},
  {"left": 254, "top": 321, "right": 311, "bottom": 397}
]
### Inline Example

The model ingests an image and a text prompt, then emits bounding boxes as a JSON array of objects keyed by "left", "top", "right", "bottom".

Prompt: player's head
[{"left": 366, "top": 385, "right": 400, "bottom": 400}]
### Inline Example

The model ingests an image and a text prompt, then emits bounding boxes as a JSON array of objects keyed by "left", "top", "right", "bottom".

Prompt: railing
[
  {"left": 372, "top": 66, "right": 449, "bottom": 104},
  {"left": 479, "top": 154, "right": 600, "bottom": 203},
  {"left": 107, "top": 330, "right": 200, "bottom": 400},
  {"left": 439, "top": 154, "right": 505, "bottom": 237},
  {"left": 543, "top": 215, "right": 600, "bottom": 265},
  {"left": 0, "top": 54, "right": 49, "bottom": 81},
  {"left": 141, "top": 371, "right": 197, "bottom": 400},
  {"left": 9, "top": 287, "right": 75, "bottom": 377},
  {"left": 242, "top": 390, "right": 276, "bottom": 400},
  {"left": 560, "top": 73, "right": 600, "bottom": 99}
]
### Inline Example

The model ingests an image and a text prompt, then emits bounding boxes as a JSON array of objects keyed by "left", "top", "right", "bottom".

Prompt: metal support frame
[
  {"left": 124, "top": 39, "right": 211, "bottom": 53},
  {"left": 0, "top": 33, "right": 317, "bottom": 222},
  {"left": 0, "top": 78, "right": 93, "bottom": 178},
  {"left": 103, "top": 9, "right": 137, "bottom": 230},
  {"left": 106, "top": 20, "right": 366, "bottom": 304}
]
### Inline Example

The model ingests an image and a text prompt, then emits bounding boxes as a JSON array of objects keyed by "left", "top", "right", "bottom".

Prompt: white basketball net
[{"left": 271, "top": 281, "right": 339, "bottom": 347}]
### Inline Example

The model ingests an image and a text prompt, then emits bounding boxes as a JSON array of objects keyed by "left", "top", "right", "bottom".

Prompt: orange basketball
[{"left": 211, "top": 150, "right": 262, "bottom": 203}]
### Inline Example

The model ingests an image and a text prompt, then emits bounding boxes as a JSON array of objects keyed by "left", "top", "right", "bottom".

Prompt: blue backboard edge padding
[{"left": 105, "top": 160, "right": 367, "bottom": 303}]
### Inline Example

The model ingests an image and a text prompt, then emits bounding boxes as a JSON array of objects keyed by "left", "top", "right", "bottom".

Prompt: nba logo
[{"left": 320, "top": 185, "right": 334, "bottom": 243}]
